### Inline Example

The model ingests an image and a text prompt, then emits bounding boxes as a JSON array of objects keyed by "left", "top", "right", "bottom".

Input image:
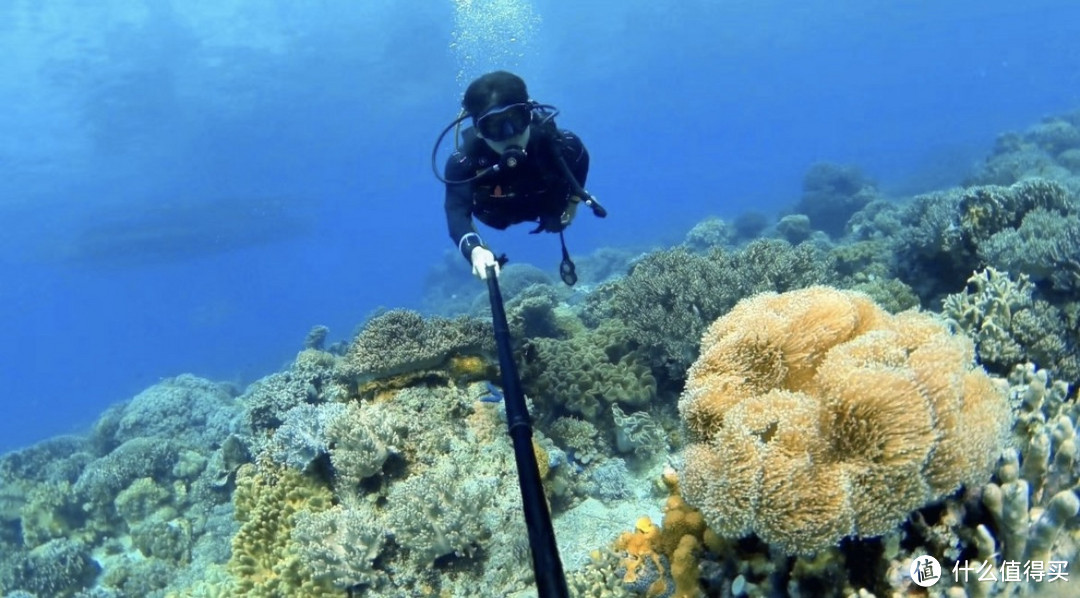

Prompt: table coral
[
  {"left": 679, "top": 286, "right": 1012, "bottom": 555},
  {"left": 338, "top": 309, "right": 493, "bottom": 383}
]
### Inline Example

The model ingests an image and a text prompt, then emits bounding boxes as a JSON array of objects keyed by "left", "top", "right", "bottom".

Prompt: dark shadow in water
[{"left": 47, "top": 196, "right": 318, "bottom": 268}]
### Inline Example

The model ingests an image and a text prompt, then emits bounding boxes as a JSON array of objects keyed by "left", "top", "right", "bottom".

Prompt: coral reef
[
  {"left": 337, "top": 309, "right": 494, "bottom": 394},
  {"left": 794, "top": 162, "right": 877, "bottom": 238},
  {"left": 895, "top": 178, "right": 1070, "bottom": 302},
  {"left": 522, "top": 324, "right": 656, "bottom": 419},
  {"left": 9, "top": 106, "right": 1080, "bottom": 598},
  {"left": 593, "top": 240, "right": 833, "bottom": 378},
  {"left": 943, "top": 267, "right": 1079, "bottom": 384},
  {"left": 679, "top": 286, "right": 1012, "bottom": 554}
]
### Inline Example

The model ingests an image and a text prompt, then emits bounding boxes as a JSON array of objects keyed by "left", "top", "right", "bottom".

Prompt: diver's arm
[
  {"left": 560, "top": 131, "right": 590, "bottom": 188},
  {"left": 444, "top": 152, "right": 487, "bottom": 260}
]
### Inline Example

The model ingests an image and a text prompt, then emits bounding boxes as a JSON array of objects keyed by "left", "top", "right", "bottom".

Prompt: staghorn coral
[
  {"left": 943, "top": 267, "right": 1079, "bottom": 383},
  {"left": 679, "top": 286, "right": 1012, "bottom": 555}
]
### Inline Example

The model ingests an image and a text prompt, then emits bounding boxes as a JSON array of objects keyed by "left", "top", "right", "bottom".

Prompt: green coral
[
  {"left": 943, "top": 267, "right": 1079, "bottom": 382},
  {"left": 523, "top": 324, "right": 656, "bottom": 419},
  {"left": 592, "top": 240, "right": 833, "bottom": 377},
  {"left": 979, "top": 208, "right": 1080, "bottom": 294}
]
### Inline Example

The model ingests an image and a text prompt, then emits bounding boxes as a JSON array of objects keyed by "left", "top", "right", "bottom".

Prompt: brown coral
[{"left": 679, "top": 286, "right": 1011, "bottom": 555}]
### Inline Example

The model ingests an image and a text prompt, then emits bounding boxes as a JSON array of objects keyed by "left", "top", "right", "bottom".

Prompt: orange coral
[
  {"left": 613, "top": 517, "right": 669, "bottom": 597},
  {"left": 611, "top": 476, "right": 707, "bottom": 598},
  {"left": 679, "top": 286, "right": 1012, "bottom": 555}
]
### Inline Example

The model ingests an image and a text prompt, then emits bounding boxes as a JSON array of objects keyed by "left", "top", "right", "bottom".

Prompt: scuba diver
[{"left": 432, "top": 70, "right": 606, "bottom": 286}]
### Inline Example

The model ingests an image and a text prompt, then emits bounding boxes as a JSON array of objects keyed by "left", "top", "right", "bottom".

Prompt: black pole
[{"left": 485, "top": 265, "right": 569, "bottom": 598}]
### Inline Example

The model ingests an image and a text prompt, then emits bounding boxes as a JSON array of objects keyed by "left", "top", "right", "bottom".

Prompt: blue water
[{"left": 1, "top": 0, "right": 1078, "bottom": 454}]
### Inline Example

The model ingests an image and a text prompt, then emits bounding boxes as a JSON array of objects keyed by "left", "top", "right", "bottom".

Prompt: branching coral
[
  {"left": 979, "top": 208, "right": 1080, "bottom": 294},
  {"left": 242, "top": 349, "right": 341, "bottom": 433},
  {"left": 679, "top": 286, "right": 1012, "bottom": 555},
  {"left": 896, "top": 178, "right": 1070, "bottom": 302},
  {"left": 592, "top": 240, "right": 833, "bottom": 378},
  {"left": 943, "top": 267, "right": 1079, "bottom": 383},
  {"left": 113, "top": 374, "right": 239, "bottom": 448}
]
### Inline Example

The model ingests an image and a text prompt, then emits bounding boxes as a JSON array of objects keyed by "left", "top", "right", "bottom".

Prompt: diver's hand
[
  {"left": 470, "top": 246, "right": 500, "bottom": 280},
  {"left": 561, "top": 197, "right": 581, "bottom": 226}
]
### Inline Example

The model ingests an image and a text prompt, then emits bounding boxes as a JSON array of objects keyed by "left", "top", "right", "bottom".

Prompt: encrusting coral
[{"left": 678, "top": 286, "right": 1013, "bottom": 555}]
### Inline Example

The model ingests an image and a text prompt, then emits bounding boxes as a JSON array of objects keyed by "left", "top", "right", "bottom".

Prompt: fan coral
[{"left": 678, "top": 286, "right": 1012, "bottom": 555}]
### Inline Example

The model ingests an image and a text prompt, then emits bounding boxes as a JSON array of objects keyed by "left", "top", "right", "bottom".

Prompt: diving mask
[{"left": 475, "top": 102, "right": 532, "bottom": 142}]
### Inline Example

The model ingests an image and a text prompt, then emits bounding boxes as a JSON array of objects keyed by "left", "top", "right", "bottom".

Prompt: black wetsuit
[{"left": 444, "top": 123, "right": 590, "bottom": 260}]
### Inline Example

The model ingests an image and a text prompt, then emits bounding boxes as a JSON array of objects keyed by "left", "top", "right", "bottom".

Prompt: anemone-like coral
[{"left": 678, "top": 286, "right": 1012, "bottom": 555}]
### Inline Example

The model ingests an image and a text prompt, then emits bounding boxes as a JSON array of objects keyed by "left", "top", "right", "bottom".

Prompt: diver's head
[{"left": 463, "top": 71, "right": 533, "bottom": 152}]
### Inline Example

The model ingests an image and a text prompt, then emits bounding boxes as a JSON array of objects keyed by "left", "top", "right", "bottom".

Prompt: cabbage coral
[{"left": 678, "top": 286, "right": 1012, "bottom": 555}]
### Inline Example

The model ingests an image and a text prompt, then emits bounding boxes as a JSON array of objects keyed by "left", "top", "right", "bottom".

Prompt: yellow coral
[
  {"left": 447, "top": 354, "right": 493, "bottom": 381},
  {"left": 679, "top": 286, "right": 1012, "bottom": 555},
  {"left": 227, "top": 459, "right": 340, "bottom": 597}
]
